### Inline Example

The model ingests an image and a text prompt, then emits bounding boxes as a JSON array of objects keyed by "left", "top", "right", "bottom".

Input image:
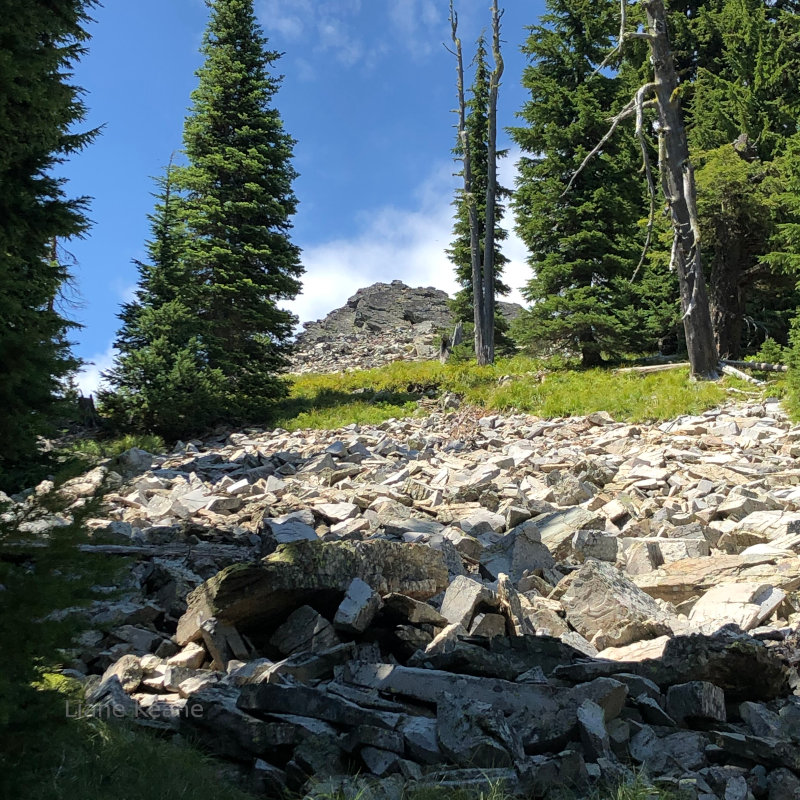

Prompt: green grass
[
  {"left": 267, "top": 357, "right": 756, "bottom": 432},
  {"left": 65, "top": 432, "right": 167, "bottom": 459},
  {"left": 1, "top": 676, "right": 254, "bottom": 800}
]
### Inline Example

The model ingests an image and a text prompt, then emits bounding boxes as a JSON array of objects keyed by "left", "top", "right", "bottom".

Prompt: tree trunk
[
  {"left": 480, "top": 0, "right": 503, "bottom": 366},
  {"left": 449, "top": 3, "right": 485, "bottom": 365},
  {"left": 643, "top": 0, "right": 718, "bottom": 378}
]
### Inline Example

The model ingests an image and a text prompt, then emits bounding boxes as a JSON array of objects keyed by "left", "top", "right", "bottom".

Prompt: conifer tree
[
  {"left": 447, "top": 34, "right": 512, "bottom": 350},
  {"left": 101, "top": 167, "right": 228, "bottom": 437},
  {"left": 0, "top": 0, "right": 97, "bottom": 488},
  {"left": 178, "top": 0, "right": 303, "bottom": 415},
  {"left": 510, "top": 0, "right": 650, "bottom": 367},
  {"left": 104, "top": 0, "right": 303, "bottom": 435}
]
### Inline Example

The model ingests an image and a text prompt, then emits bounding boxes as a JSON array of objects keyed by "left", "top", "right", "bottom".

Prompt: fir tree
[
  {"left": 0, "top": 0, "right": 97, "bottom": 489},
  {"left": 447, "top": 34, "right": 512, "bottom": 351},
  {"left": 101, "top": 166, "right": 228, "bottom": 437},
  {"left": 178, "top": 0, "right": 303, "bottom": 416},
  {"left": 104, "top": 0, "right": 303, "bottom": 436},
  {"left": 510, "top": 0, "right": 651, "bottom": 367}
]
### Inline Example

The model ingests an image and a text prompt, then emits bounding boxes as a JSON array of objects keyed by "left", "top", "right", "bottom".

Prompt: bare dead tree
[
  {"left": 447, "top": 0, "right": 504, "bottom": 366},
  {"left": 448, "top": 1, "right": 485, "bottom": 363},
  {"left": 480, "top": 0, "right": 504, "bottom": 366},
  {"left": 568, "top": 0, "right": 719, "bottom": 379}
]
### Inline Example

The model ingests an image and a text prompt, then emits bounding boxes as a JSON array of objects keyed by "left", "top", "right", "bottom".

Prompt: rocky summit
[
  {"left": 13, "top": 396, "right": 800, "bottom": 798},
  {"left": 289, "top": 280, "right": 523, "bottom": 374}
]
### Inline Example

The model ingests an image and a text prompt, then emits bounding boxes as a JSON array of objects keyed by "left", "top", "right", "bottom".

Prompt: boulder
[
  {"left": 665, "top": 681, "right": 726, "bottom": 726},
  {"left": 688, "top": 582, "right": 785, "bottom": 634},
  {"left": 439, "top": 576, "right": 496, "bottom": 629},
  {"left": 560, "top": 560, "right": 674, "bottom": 650},
  {"left": 177, "top": 540, "right": 448, "bottom": 644}
]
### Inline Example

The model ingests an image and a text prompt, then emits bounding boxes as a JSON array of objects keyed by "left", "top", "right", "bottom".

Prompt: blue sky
[{"left": 63, "top": 0, "right": 547, "bottom": 393}]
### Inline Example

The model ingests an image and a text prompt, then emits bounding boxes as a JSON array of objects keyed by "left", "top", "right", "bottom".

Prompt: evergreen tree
[
  {"left": 447, "top": 34, "right": 512, "bottom": 350},
  {"left": 100, "top": 167, "right": 228, "bottom": 437},
  {"left": 0, "top": 0, "right": 97, "bottom": 489},
  {"left": 178, "top": 0, "right": 303, "bottom": 415},
  {"left": 510, "top": 0, "right": 653, "bottom": 367},
  {"left": 104, "top": 0, "right": 303, "bottom": 436}
]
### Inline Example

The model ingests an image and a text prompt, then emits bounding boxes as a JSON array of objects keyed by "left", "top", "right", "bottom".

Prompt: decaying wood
[
  {"left": 643, "top": 0, "right": 718, "bottom": 379},
  {"left": 479, "top": 0, "right": 504, "bottom": 366},
  {"left": 615, "top": 362, "right": 690, "bottom": 374},
  {"left": 567, "top": 0, "right": 720, "bottom": 380},
  {"left": 448, "top": 1, "right": 485, "bottom": 364},
  {"left": 720, "top": 364, "right": 766, "bottom": 386},
  {"left": 721, "top": 359, "right": 787, "bottom": 373}
]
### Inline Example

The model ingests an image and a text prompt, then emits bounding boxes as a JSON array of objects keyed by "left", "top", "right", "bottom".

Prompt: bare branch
[
  {"left": 562, "top": 98, "right": 636, "bottom": 195},
  {"left": 630, "top": 83, "right": 658, "bottom": 282}
]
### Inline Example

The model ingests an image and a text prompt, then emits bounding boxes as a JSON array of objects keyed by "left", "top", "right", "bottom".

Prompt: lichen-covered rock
[{"left": 177, "top": 540, "right": 448, "bottom": 644}]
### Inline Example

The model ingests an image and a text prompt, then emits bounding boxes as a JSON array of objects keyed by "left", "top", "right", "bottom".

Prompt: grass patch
[
  {"left": 65, "top": 432, "right": 167, "bottom": 459},
  {"left": 0, "top": 676, "right": 254, "bottom": 800},
  {"left": 269, "top": 358, "right": 754, "bottom": 432}
]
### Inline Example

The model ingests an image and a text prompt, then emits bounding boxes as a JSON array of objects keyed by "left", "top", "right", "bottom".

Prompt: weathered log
[
  {"left": 721, "top": 359, "right": 787, "bottom": 373},
  {"left": 720, "top": 363, "right": 766, "bottom": 386},
  {"left": 615, "top": 362, "right": 689, "bottom": 374}
]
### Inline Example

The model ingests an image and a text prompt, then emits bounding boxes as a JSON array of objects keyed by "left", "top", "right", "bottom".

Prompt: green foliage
[
  {"left": 752, "top": 338, "right": 787, "bottom": 365},
  {"left": 447, "top": 34, "right": 511, "bottom": 347},
  {"left": 103, "top": 0, "right": 302, "bottom": 438},
  {"left": 0, "top": 0, "right": 98, "bottom": 490},
  {"left": 510, "top": 0, "right": 663, "bottom": 367},
  {"left": 782, "top": 316, "right": 800, "bottom": 419},
  {"left": 275, "top": 357, "right": 737, "bottom": 431},
  {"left": 66, "top": 433, "right": 166, "bottom": 460}
]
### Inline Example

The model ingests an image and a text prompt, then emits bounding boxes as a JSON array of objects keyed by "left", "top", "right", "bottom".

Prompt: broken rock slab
[
  {"left": 688, "top": 582, "right": 785, "bottom": 634},
  {"left": 560, "top": 559, "right": 675, "bottom": 651},
  {"left": 334, "top": 578, "right": 381, "bottom": 634},
  {"left": 176, "top": 539, "right": 448, "bottom": 644},
  {"left": 439, "top": 575, "right": 497, "bottom": 629}
]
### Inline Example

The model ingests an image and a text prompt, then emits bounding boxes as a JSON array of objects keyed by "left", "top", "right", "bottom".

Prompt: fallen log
[
  {"left": 615, "top": 362, "right": 689, "bottom": 374},
  {"left": 720, "top": 363, "right": 765, "bottom": 386},
  {"left": 721, "top": 359, "right": 787, "bottom": 373}
]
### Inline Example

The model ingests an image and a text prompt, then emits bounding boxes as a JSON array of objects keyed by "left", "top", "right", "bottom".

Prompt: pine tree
[
  {"left": 178, "top": 0, "right": 303, "bottom": 416},
  {"left": 510, "top": 0, "right": 650, "bottom": 367},
  {"left": 104, "top": 0, "right": 303, "bottom": 436},
  {"left": 447, "top": 34, "right": 512, "bottom": 351},
  {"left": 0, "top": 0, "right": 97, "bottom": 489}
]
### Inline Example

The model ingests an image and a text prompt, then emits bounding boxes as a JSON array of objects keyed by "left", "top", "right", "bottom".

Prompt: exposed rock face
[
  {"left": 289, "top": 280, "right": 524, "bottom": 373},
  {"left": 14, "top": 395, "right": 800, "bottom": 797}
]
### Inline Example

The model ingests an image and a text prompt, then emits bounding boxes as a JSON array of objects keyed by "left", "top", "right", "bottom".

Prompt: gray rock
[
  {"left": 269, "top": 605, "right": 340, "bottom": 656},
  {"left": 437, "top": 692, "right": 523, "bottom": 767},
  {"left": 666, "top": 681, "right": 726, "bottom": 726},
  {"left": 577, "top": 699, "right": 612, "bottom": 760},
  {"left": 177, "top": 540, "right": 449, "bottom": 644},
  {"left": 740, "top": 701, "right": 782, "bottom": 738},
  {"left": 572, "top": 530, "right": 618, "bottom": 563},
  {"left": 479, "top": 520, "right": 555, "bottom": 582},
  {"left": 439, "top": 575, "right": 496, "bottom": 629},
  {"left": 334, "top": 578, "right": 381, "bottom": 634},
  {"left": 767, "top": 768, "right": 800, "bottom": 800},
  {"left": 535, "top": 507, "right": 605, "bottom": 560},
  {"left": 560, "top": 559, "right": 674, "bottom": 650}
]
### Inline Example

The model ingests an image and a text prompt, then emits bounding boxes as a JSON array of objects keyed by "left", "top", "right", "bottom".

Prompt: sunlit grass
[{"left": 273, "top": 358, "right": 752, "bottom": 432}]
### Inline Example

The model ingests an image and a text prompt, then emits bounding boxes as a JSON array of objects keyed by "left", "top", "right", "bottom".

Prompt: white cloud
[
  {"left": 388, "top": 0, "right": 444, "bottom": 60},
  {"left": 76, "top": 344, "right": 116, "bottom": 397},
  {"left": 284, "top": 148, "right": 528, "bottom": 327},
  {"left": 257, "top": 0, "right": 368, "bottom": 66}
]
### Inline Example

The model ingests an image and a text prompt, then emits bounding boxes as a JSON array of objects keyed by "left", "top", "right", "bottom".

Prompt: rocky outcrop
[
  {"left": 289, "top": 280, "right": 523, "bottom": 373},
  {"left": 11, "top": 396, "right": 800, "bottom": 797}
]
